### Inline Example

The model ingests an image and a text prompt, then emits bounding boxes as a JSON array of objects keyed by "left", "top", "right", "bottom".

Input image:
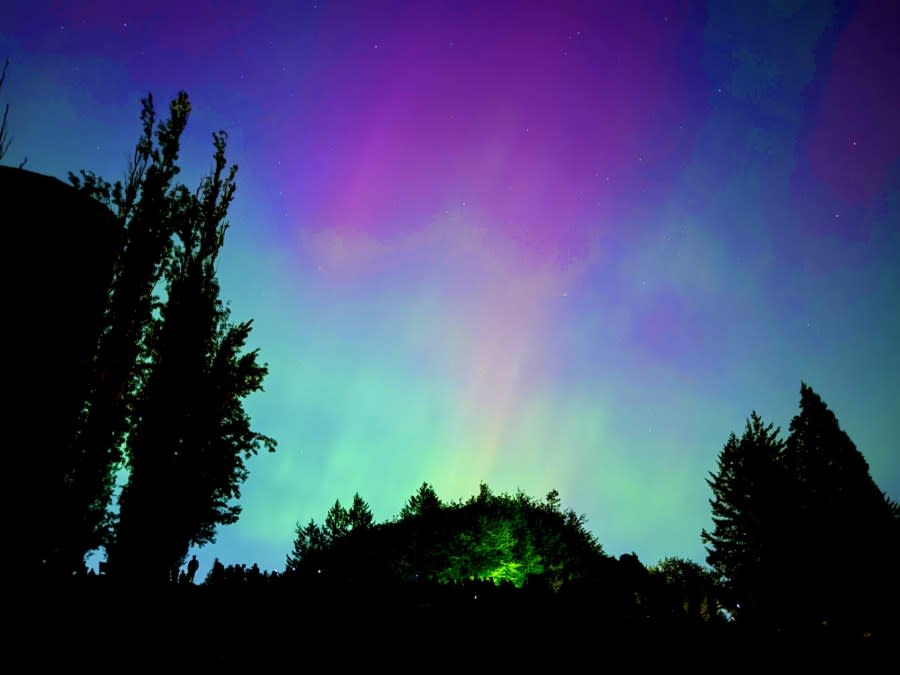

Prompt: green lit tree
[{"left": 284, "top": 483, "right": 612, "bottom": 593}]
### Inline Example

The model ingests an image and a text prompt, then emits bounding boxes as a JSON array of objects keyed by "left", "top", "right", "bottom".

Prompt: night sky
[{"left": 2, "top": 1, "right": 898, "bottom": 576}]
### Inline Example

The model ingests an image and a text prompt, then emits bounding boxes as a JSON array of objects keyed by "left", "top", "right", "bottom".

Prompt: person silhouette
[{"left": 186, "top": 555, "right": 200, "bottom": 584}]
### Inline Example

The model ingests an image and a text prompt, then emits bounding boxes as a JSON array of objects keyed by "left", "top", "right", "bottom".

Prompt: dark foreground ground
[{"left": 11, "top": 580, "right": 894, "bottom": 669}]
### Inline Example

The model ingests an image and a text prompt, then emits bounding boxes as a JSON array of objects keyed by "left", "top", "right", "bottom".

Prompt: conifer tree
[
  {"left": 324, "top": 499, "right": 351, "bottom": 542},
  {"left": 701, "top": 411, "right": 788, "bottom": 623},
  {"left": 399, "top": 482, "right": 442, "bottom": 520},
  {"left": 782, "top": 383, "right": 898, "bottom": 629},
  {"left": 285, "top": 520, "right": 329, "bottom": 574},
  {"left": 703, "top": 385, "right": 899, "bottom": 631},
  {"left": 348, "top": 493, "right": 374, "bottom": 531}
]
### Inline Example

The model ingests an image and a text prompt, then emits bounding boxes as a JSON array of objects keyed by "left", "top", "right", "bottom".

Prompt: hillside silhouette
[{"left": 2, "top": 165, "right": 122, "bottom": 577}]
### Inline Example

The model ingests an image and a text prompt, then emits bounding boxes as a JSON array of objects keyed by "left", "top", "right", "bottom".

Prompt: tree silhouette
[
  {"left": 285, "top": 519, "right": 329, "bottom": 575},
  {"left": 324, "top": 499, "right": 351, "bottom": 542},
  {"left": 348, "top": 493, "right": 374, "bottom": 531},
  {"left": 1, "top": 58, "right": 12, "bottom": 161},
  {"left": 648, "top": 557, "right": 721, "bottom": 623},
  {"left": 399, "top": 481, "right": 442, "bottom": 519},
  {"left": 781, "top": 382, "right": 899, "bottom": 630},
  {"left": 37, "top": 93, "right": 190, "bottom": 575},
  {"left": 110, "top": 118, "right": 276, "bottom": 583},
  {"left": 286, "top": 483, "right": 609, "bottom": 593},
  {"left": 701, "top": 411, "right": 788, "bottom": 624},
  {"left": 702, "top": 384, "right": 899, "bottom": 632}
]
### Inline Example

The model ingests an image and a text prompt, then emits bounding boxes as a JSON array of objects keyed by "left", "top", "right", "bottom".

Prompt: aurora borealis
[{"left": 2, "top": 1, "right": 898, "bottom": 576}]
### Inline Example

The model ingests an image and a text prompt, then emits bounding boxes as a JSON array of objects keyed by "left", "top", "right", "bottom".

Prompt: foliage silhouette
[
  {"left": 108, "top": 99, "right": 276, "bottom": 584},
  {"left": 287, "top": 483, "right": 613, "bottom": 591},
  {"left": 701, "top": 411, "right": 787, "bottom": 624},
  {"left": 781, "top": 383, "right": 899, "bottom": 630},
  {"left": 50, "top": 93, "right": 192, "bottom": 575},
  {"left": 324, "top": 498, "right": 352, "bottom": 541},
  {"left": 348, "top": 492, "right": 374, "bottom": 530},
  {"left": 3, "top": 165, "right": 122, "bottom": 576},
  {"left": 647, "top": 557, "right": 722, "bottom": 623},
  {"left": 12, "top": 91, "right": 274, "bottom": 579},
  {"left": 703, "top": 383, "right": 899, "bottom": 633},
  {"left": 0, "top": 57, "right": 25, "bottom": 166},
  {"left": 1, "top": 58, "right": 12, "bottom": 161}
]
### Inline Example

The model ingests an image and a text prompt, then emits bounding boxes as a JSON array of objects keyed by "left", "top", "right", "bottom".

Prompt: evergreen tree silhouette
[
  {"left": 702, "top": 384, "right": 899, "bottom": 633},
  {"left": 398, "top": 482, "right": 444, "bottom": 579},
  {"left": 348, "top": 493, "right": 374, "bottom": 531},
  {"left": 781, "top": 382, "right": 899, "bottom": 631},
  {"left": 285, "top": 519, "right": 328, "bottom": 575},
  {"left": 324, "top": 499, "right": 351, "bottom": 542},
  {"left": 285, "top": 495, "right": 376, "bottom": 579},
  {"left": 109, "top": 107, "right": 275, "bottom": 584},
  {"left": 701, "top": 411, "right": 788, "bottom": 624},
  {"left": 399, "top": 482, "right": 442, "bottom": 519}
]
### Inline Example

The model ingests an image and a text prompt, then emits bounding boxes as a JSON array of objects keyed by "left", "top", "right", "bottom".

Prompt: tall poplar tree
[
  {"left": 110, "top": 124, "right": 275, "bottom": 583},
  {"left": 50, "top": 93, "right": 188, "bottom": 575},
  {"left": 1, "top": 58, "right": 13, "bottom": 161}
]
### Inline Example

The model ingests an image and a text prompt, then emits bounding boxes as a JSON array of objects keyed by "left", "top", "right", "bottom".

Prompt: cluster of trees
[
  {"left": 5, "top": 61, "right": 895, "bottom": 636},
  {"left": 282, "top": 483, "right": 722, "bottom": 623},
  {"left": 16, "top": 90, "right": 275, "bottom": 583},
  {"left": 702, "top": 383, "right": 899, "bottom": 632},
  {"left": 278, "top": 383, "right": 896, "bottom": 633},
  {"left": 286, "top": 483, "right": 606, "bottom": 589}
]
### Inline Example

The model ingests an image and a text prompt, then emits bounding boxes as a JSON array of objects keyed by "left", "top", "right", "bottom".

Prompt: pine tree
[
  {"left": 399, "top": 482, "right": 442, "bottom": 520},
  {"left": 285, "top": 495, "right": 374, "bottom": 580},
  {"left": 782, "top": 383, "right": 898, "bottom": 630},
  {"left": 348, "top": 493, "right": 374, "bottom": 531},
  {"left": 285, "top": 519, "right": 328, "bottom": 574},
  {"left": 702, "top": 385, "right": 899, "bottom": 631},
  {"left": 701, "top": 411, "right": 788, "bottom": 624},
  {"left": 324, "top": 499, "right": 351, "bottom": 542}
]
